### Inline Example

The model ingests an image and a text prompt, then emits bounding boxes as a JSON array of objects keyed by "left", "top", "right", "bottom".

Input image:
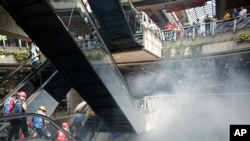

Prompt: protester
[
  {"left": 72, "top": 110, "right": 83, "bottom": 137},
  {"left": 56, "top": 122, "right": 71, "bottom": 141},
  {"left": 29, "top": 42, "right": 41, "bottom": 72},
  {"left": 8, "top": 91, "right": 29, "bottom": 141},
  {"left": 32, "top": 105, "right": 49, "bottom": 138}
]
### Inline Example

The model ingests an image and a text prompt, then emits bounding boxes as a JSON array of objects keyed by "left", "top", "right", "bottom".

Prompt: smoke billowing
[{"left": 121, "top": 57, "right": 250, "bottom": 141}]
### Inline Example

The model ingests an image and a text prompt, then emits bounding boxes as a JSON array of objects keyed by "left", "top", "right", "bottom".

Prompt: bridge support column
[{"left": 216, "top": 0, "right": 226, "bottom": 20}]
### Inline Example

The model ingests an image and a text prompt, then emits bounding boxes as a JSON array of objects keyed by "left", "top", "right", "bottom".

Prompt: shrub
[{"left": 235, "top": 34, "right": 250, "bottom": 43}]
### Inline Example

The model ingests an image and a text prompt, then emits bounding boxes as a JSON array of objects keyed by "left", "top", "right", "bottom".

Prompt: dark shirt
[
  {"left": 232, "top": 11, "right": 239, "bottom": 18},
  {"left": 204, "top": 17, "right": 211, "bottom": 23}
]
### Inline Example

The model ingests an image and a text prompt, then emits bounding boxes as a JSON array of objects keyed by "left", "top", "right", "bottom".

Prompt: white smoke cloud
[{"left": 122, "top": 58, "right": 250, "bottom": 141}]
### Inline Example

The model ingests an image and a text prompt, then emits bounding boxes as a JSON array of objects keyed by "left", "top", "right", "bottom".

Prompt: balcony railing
[
  {"left": 0, "top": 37, "right": 30, "bottom": 48},
  {"left": 162, "top": 14, "right": 250, "bottom": 42}
]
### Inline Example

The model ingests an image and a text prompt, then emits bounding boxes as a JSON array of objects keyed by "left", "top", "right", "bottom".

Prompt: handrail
[
  {"left": 0, "top": 121, "right": 9, "bottom": 133},
  {"left": 128, "top": 0, "right": 140, "bottom": 15},
  {"left": 0, "top": 59, "right": 30, "bottom": 88},
  {"left": 76, "top": 0, "right": 138, "bottom": 102},
  {"left": 162, "top": 13, "right": 250, "bottom": 41},
  {"left": 141, "top": 92, "right": 250, "bottom": 113},
  {"left": 0, "top": 39, "right": 29, "bottom": 48},
  {"left": 121, "top": 0, "right": 163, "bottom": 40},
  {"left": 0, "top": 60, "right": 49, "bottom": 108},
  {"left": 145, "top": 92, "right": 250, "bottom": 98}
]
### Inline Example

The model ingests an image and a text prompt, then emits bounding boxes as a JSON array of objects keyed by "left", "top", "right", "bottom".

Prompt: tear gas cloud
[{"left": 123, "top": 58, "right": 250, "bottom": 141}]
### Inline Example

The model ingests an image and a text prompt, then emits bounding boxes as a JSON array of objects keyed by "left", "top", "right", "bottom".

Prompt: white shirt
[
  {"left": 239, "top": 8, "right": 247, "bottom": 17},
  {"left": 77, "top": 35, "right": 83, "bottom": 41},
  {"left": 31, "top": 44, "right": 40, "bottom": 62}
]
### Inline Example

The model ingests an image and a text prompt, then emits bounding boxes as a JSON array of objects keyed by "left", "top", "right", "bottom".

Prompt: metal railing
[
  {"left": 162, "top": 14, "right": 250, "bottom": 42},
  {"left": 0, "top": 36, "right": 30, "bottom": 48}
]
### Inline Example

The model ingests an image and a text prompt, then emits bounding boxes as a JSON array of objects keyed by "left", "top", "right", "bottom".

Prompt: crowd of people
[
  {"left": 164, "top": 14, "right": 218, "bottom": 41},
  {"left": 69, "top": 29, "right": 96, "bottom": 50},
  {"left": 223, "top": 6, "right": 248, "bottom": 20},
  {"left": 163, "top": 6, "right": 248, "bottom": 41},
  {"left": 3, "top": 91, "right": 84, "bottom": 141}
]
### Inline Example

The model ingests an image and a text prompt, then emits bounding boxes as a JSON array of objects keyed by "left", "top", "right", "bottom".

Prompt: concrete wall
[
  {"left": 202, "top": 41, "right": 250, "bottom": 54},
  {"left": 67, "top": 88, "right": 85, "bottom": 113},
  {"left": 0, "top": 55, "right": 17, "bottom": 64},
  {"left": 164, "top": 29, "right": 250, "bottom": 49},
  {"left": 0, "top": 6, "right": 28, "bottom": 40},
  {"left": 163, "top": 28, "right": 250, "bottom": 57}
]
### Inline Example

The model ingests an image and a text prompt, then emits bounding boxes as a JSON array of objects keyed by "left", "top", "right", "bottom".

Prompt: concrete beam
[
  {"left": 216, "top": 0, "right": 226, "bottom": 20},
  {"left": 0, "top": 5, "right": 28, "bottom": 40}
]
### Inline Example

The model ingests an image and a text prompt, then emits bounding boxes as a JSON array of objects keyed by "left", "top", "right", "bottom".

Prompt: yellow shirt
[{"left": 223, "top": 13, "right": 230, "bottom": 19}]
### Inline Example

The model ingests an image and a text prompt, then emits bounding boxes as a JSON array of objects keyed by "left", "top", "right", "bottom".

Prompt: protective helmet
[
  {"left": 61, "top": 122, "right": 69, "bottom": 129},
  {"left": 18, "top": 91, "right": 27, "bottom": 98},
  {"left": 39, "top": 105, "right": 46, "bottom": 112},
  {"left": 28, "top": 39, "right": 33, "bottom": 45}
]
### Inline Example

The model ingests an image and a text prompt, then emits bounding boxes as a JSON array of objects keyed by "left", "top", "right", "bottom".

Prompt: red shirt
[
  {"left": 56, "top": 130, "right": 67, "bottom": 141},
  {"left": 165, "top": 24, "right": 172, "bottom": 31}
]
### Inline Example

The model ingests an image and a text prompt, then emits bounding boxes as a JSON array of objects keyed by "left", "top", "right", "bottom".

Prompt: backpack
[
  {"left": 32, "top": 111, "right": 44, "bottom": 129},
  {"left": 3, "top": 96, "right": 16, "bottom": 116},
  {"left": 11, "top": 99, "right": 24, "bottom": 115}
]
